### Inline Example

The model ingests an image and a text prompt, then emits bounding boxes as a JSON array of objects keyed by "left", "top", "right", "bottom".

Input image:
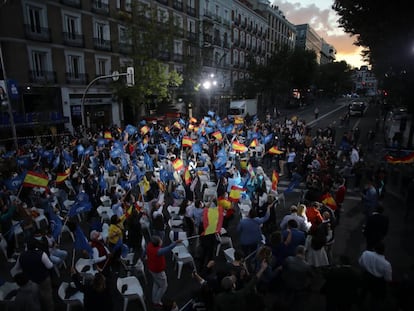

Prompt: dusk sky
[{"left": 273, "top": 0, "right": 368, "bottom": 68}]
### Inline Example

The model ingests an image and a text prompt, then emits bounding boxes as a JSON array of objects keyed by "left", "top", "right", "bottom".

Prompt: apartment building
[{"left": 0, "top": 0, "right": 310, "bottom": 141}]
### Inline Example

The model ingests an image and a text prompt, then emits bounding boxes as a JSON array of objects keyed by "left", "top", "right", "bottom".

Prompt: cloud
[{"left": 273, "top": 1, "right": 366, "bottom": 67}]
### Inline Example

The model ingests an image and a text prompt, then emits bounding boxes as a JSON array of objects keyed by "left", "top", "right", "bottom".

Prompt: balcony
[
  {"left": 233, "top": 62, "right": 239, "bottom": 68},
  {"left": 28, "top": 70, "right": 57, "bottom": 84},
  {"left": 187, "top": 32, "right": 197, "bottom": 42},
  {"left": 24, "top": 24, "right": 51, "bottom": 42},
  {"left": 158, "top": 51, "right": 170, "bottom": 61},
  {"left": 172, "top": 53, "right": 183, "bottom": 62},
  {"left": 203, "top": 10, "right": 213, "bottom": 20},
  {"left": 65, "top": 72, "right": 88, "bottom": 84},
  {"left": 186, "top": 6, "right": 196, "bottom": 17},
  {"left": 203, "top": 34, "right": 213, "bottom": 45},
  {"left": 93, "top": 38, "right": 112, "bottom": 51},
  {"left": 156, "top": 0, "right": 168, "bottom": 5},
  {"left": 0, "top": 111, "right": 65, "bottom": 127},
  {"left": 119, "top": 42, "right": 132, "bottom": 54},
  {"left": 213, "top": 37, "right": 221, "bottom": 47},
  {"left": 91, "top": 0, "right": 109, "bottom": 15},
  {"left": 62, "top": 32, "right": 84, "bottom": 47},
  {"left": 213, "top": 14, "right": 222, "bottom": 23},
  {"left": 173, "top": 1, "right": 183, "bottom": 11},
  {"left": 60, "top": 0, "right": 81, "bottom": 8},
  {"left": 203, "top": 58, "right": 214, "bottom": 67},
  {"left": 222, "top": 19, "right": 231, "bottom": 28}
]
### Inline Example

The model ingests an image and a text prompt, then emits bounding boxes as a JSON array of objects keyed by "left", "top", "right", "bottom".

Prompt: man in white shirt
[
  {"left": 280, "top": 205, "right": 310, "bottom": 233},
  {"left": 350, "top": 145, "right": 360, "bottom": 167},
  {"left": 358, "top": 241, "right": 392, "bottom": 308}
]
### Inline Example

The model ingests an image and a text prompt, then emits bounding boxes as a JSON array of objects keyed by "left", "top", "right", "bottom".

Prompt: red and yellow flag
[
  {"left": 173, "top": 121, "right": 181, "bottom": 129},
  {"left": 56, "top": 168, "right": 71, "bottom": 184},
  {"left": 104, "top": 131, "right": 113, "bottom": 140},
  {"left": 217, "top": 197, "right": 232, "bottom": 210},
  {"left": 229, "top": 185, "right": 245, "bottom": 202},
  {"left": 384, "top": 152, "right": 414, "bottom": 164},
  {"left": 23, "top": 171, "right": 49, "bottom": 188},
  {"left": 271, "top": 170, "right": 279, "bottom": 191},
  {"left": 212, "top": 131, "right": 223, "bottom": 141},
  {"left": 182, "top": 136, "right": 194, "bottom": 147},
  {"left": 202, "top": 206, "right": 224, "bottom": 236},
  {"left": 234, "top": 116, "right": 244, "bottom": 125},
  {"left": 189, "top": 117, "right": 198, "bottom": 124},
  {"left": 184, "top": 167, "right": 192, "bottom": 185},
  {"left": 268, "top": 146, "right": 284, "bottom": 155},
  {"left": 232, "top": 141, "right": 248, "bottom": 153},
  {"left": 321, "top": 192, "right": 337, "bottom": 210},
  {"left": 249, "top": 138, "right": 259, "bottom": 148},
  {"left": 172, "top": 158, "right": 184, "bottom": 171},
  {"left": 140, "top": 125, "right": 150, "bottom": 136}
]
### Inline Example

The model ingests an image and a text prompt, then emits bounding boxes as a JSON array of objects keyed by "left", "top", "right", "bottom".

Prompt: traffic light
[{"left": 126, "top": 66, "right": 135, "bottom": 86}]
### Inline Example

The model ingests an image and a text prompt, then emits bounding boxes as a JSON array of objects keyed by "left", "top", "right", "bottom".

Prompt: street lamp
[{"left": 202, "top": 73, "right": 217, "bottom": 111}]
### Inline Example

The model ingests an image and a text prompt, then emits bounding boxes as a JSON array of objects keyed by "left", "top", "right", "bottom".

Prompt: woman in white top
[{"left": 297, "top": 204, "right": 312, "bottom": 232}]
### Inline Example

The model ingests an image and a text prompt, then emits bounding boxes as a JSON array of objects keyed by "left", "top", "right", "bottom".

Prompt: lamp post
[{"left": 202, "top": 73, "right": 217, "bottom": 111}]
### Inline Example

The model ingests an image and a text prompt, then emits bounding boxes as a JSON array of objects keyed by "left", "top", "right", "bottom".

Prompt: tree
[
  {"left": 317, "top": 61, "right": 353, "bottom": 98},
  {"left": 333, "top": 0, "right": 414, "bottom": 147},
  {"left": 115, "top": 2, "right": 184, "bottom": 120}
]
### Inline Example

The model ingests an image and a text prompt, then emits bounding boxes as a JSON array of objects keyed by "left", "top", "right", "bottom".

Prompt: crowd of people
[{"left": 0, "top": 109, "right": 408, "bottom": 311}]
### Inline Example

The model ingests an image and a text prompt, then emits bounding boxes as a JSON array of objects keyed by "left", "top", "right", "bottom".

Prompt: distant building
[{"left": 352, "top": 65, "right": 378, "bottom": 96}]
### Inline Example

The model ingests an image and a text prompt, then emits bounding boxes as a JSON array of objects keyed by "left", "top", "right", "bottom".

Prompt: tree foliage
[
  {"left": 115, "top": 2, "right": 184, "bottom": 115},
  {"left": 333, "top": 0, "right": 414, "bottom": 108},
  {"left": 316, "top": 61, "right": 353, "bottom": 97}
]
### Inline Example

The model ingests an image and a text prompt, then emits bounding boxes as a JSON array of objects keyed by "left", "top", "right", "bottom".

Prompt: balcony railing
[
  {"left": 203, "top": 34, "right": 213, "bottom": 44},
  {"left": 119, "top": 42, "right": 132, "bottom": 54},
  {"left": 158, "top": 51, "right": 170, "bottom": 61},
  {"left": 172, "top": 53, "right": 183, "bottom": 62},
  {"left": 28, "top": 70, "right": 57, "bottom": 84},
  {"left": 60, "top": 0, "right": 81, "bottom": 8},
  {"left": 203, "top": 58, "right": 214, "bottom": 67},
  {"left": 173, "top": 1, "right": 183, "bottom": 11},
  {"left": 93, "top": 38, "right": 112, "bottom": 51},
  {"left": 0, "top": 111, "right": 65, "bottom": 127},
  {"left": 156, "top": 0, "right": 168, "bottom": 5},
  {"left": 65, "top": 72, "right": 88, "bottom": 84},
  {"left": 186, "top": 7, "right": 196, "bottom": 17},
  {"left": 187, "top": 32, "right": 197, "bottom": 42},
  {"left": 91, "top": 0, "right": 109, "bottom": 15},
  {"left": 24, "top": 24, "right": 51, "bottom": 42},
  {"left": 62, "top": 32, "right": 84, "bottom": 47}
]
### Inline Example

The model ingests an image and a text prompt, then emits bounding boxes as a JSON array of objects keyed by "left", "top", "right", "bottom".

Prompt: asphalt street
[{"left": 1, "top": 97, "right": 413, "bottom": 311}]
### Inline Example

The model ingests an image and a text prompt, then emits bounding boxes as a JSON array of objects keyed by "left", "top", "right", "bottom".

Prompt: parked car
[{"left": 348, "top": 101, "right": 366, "bottom": 116}]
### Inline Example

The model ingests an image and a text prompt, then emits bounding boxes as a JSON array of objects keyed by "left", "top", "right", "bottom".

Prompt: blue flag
[
  {"left": 62, "top": 150, "right": 73, "bottom": 168},
  {"left": 125, "top": 124, "right": 137, "bottom": 136},
  {"left": 45, "top": 205, "right": 62, "bottom": 241},
  {"left": 68, "top": 192, "right": 92, "bottom": 217},
  {"left": 160, "top": 169, "right": 174, "bottom": 183},
  {"left": 74, "top": 225, "right": 93, "bottom": 257},
  {"left": 4, "top": 172, "right": 25, "bottom": 191},
  {"left": 143, "top": 153, "right": 153, "bottom": 170},
  {"left": 263, "top": 133, "right": 273, "bottom": 145}
]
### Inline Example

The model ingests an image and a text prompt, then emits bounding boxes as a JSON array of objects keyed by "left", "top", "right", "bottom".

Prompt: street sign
[
  {"left": 112, "top": 71, "right": 120, "bottom": 81},
  {"left": 126, "top": 67, "right": 135, "bottom": 86}
]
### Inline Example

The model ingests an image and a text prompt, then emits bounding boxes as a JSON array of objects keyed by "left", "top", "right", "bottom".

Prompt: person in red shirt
[
  {"left": 335, "top": 177, "right": 347, "bottom": 225},
  {"left": 306, "top": 202, "right": 324, "bottom": 234},
  {"left": 146, "top": 235, "right": 182, "bottom": 308}
]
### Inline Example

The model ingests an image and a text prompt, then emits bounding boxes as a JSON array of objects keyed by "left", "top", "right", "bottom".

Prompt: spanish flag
[
  {"left": 232, "top": 141, "right": 248, "bottom": 153},
  {"left": 217, "top": 197, "right": 232, "bottom": 210},
  {"left": 172, "top": 158, "right": 184, "bottom": 171},
  {"left": 212, "top": 131, "right": 223, "bottom": 141},
  {"left": 23, "top": 171, "right": 49, "bottom": 188},
  {"left": 140, "top": 125, "right": 150, "bottom": 136},
  {"left": 229, "top": 185, "right": 245, "bottom": 202},
  {"left": 249, "top": 138, "right": 259, "bottom": 147},
  {"left": 173, "top": 121, "right": 181, "bottom": 129},
  {"left": 182, "top": 136, "right": 194, "bottom": 147},
  {"left": 234, "top": 116, "right": 244, "bottom": 125},
  {"left": 104, "top": 131, "right": 113, "bottom": 140},
  {"left": 321, "top": 192, "right": 337, "bottom": 210},
  {"left": 385, "top": 152, "right": 414, "bottom": 164},
  {"left": 202, "top": 206, "right": 224, "bottom": 236},
  {"left": 271, "top": 170, "right": 279, "bottom": 191},
  {"left": 268, "top": 146, "right": 284, "bottom": 155},
  {"left": 189, "top": 117, "right": 198, "bottom": 124},
  {"left": 56, "top": 168, "right": 71, "bottom": 184},
  {"left": 184, "top": 167, "right": 192, "bottom": 185}
]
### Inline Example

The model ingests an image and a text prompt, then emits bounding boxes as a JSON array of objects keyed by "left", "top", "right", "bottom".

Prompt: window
[
  {"left": 187, "top": 19, "right": 195, "bottom": 33},
  {"left": 118, "top": 25, "right": 129, "bottom": 43},
  {"left": 63, "top": 12, "right": 81, "bottom": 38},
  {"left": 158, "top": 8, "right": 168, "bottom": 23},
  {"left": 65, "top": 52, "right": 85, "bottom": 78},
  {"left": 173, "top": 40, "right": 183, "bottom": 55},
  {"left": 174, "top": 14, "right": 183, "bottom": 29},
  {"left": 25, "top": 2, "right": 46, "bottom": 33},
  {"left": 95, "top": 22, "right": 107, "bottom": 41},
  {"left": 187, "top": 0, "right": 195, "bottom": 8},
  {"left": 95, "top": 55, "right": 111, "bottom": 76}
]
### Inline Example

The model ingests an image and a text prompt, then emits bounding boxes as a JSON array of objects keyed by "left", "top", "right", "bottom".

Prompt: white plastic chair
[
  {"left": 0, "top": 281, "right": 18, "bottom": 310},
  {"left": 100, "top": 195, "right": 111, "bottom": 207},
  {"left": 239, "top": 204, "right": 251, "bottom": 218},
  {"left": 33, "top": 208, "right": 49, "bottom": 230},
  {"left": 97, "top": 205, "right": 114, "bottom": 223},
  {"left": 169, "top": 232, "right": 195, "bottom": 279},
  {"left": 117, "top": 276, "right": 147, "bottom": 311},
  {"left": 123, "top": 252, "right": 147, "bottom": 284},
  {"left": 203, "top": 188, "right": 217, "bottom": 202},
  {"left": 215, "top": 232, "right": 233, "bottom": 256},
  {"left": 167, "top": 205, "right": 180, "bottom": 217},
  {"left": 57, "top": 282, "right": 84, "bottom": 311},
  {"left": 277, "top": 192, "right": 286, "bottom": 209},
  {"left": 75, "top": 258, "right": 98, "bottom": 281},
  {"left": 223, "top": 247, "right": 235, "bottom": 263}
]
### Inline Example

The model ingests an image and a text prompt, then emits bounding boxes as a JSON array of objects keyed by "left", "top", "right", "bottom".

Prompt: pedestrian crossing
[{"left": 276, "top": 179, "right": 361, "bottom": 201}]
